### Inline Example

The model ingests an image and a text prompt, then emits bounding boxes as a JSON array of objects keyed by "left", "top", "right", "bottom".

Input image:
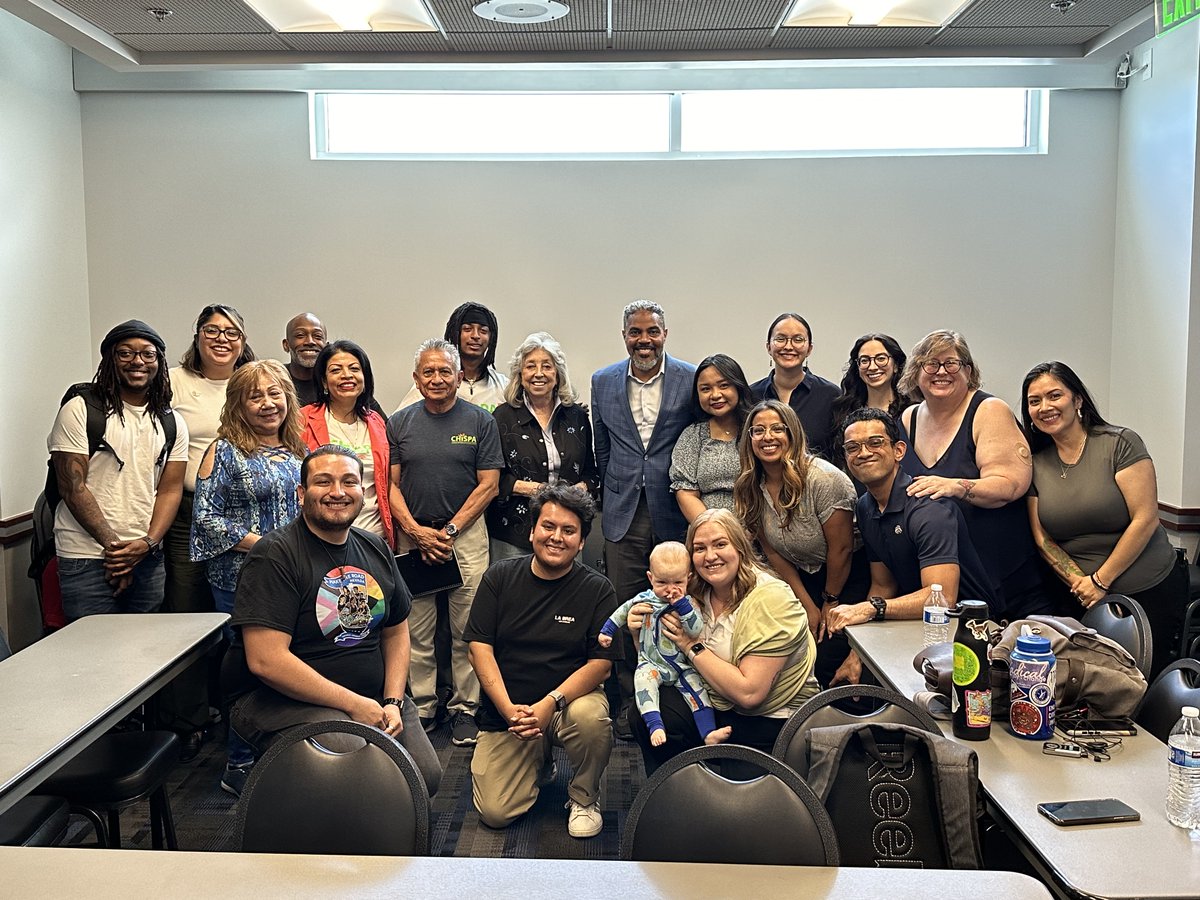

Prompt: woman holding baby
[{"left": 628, "top": 508, "right": 820, "bottom": 774}]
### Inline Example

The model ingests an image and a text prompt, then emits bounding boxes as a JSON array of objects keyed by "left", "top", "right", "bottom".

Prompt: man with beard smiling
[
  {"left": 223, "top": 445, "right": 441, "bottom": 795},
  {"left": 280, "top": 312, "right": 326, "bottom": 407},
  {"left": 48, "top": 319, "right": 188, "bottom": 619},
  {"left": 590, "top": 300, "right": 694, "bottom": 737},
  {"left": 465, "top": 484, "right": 620, "bottom": 838}
]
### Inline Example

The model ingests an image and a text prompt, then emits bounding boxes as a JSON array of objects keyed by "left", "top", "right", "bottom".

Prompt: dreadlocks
[
  {"left": 93, "top": 349, "right": 174, "bottom": 425},
  {"left": 443, "top": 301, "right": 500, "bottom": 375}
]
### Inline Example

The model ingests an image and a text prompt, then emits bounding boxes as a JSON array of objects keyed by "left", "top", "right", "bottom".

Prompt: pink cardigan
[{"left": 300, "top": 403, "right": 395, "bottom": 549}]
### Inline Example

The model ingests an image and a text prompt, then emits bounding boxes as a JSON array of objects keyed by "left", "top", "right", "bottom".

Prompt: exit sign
[{"left": 1157, "top": 0, "right": 1200, "bottom": 33}]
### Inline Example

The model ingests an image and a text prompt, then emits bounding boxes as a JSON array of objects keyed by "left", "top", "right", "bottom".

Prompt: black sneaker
[
  {"left": 220, "top": 763, "right": 253, "bottom": 799},
  {"left": 450, "top": 712, "right": 479, "bottom": 746},
  {"left": 179, "top": 729, "right": 207, "bottom": 763}
]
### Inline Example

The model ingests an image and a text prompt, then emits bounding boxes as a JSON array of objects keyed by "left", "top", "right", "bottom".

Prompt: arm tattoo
[
  {"left": 1040, "top": 538, "right": 1084, "bottom": 578},
  {"left": 958, "top": 479, "right": 976, "bottom": 501},
  {"left": 54, "top": 453, "right": 119, "bottom": 547}
]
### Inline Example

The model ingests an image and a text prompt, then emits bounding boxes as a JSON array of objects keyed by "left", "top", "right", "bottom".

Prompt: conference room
[{"left": 1, "top": 0, "right": 1198, "bottom": 896}]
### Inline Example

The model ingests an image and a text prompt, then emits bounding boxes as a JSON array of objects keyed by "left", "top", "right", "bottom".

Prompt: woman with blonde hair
[
  {"left": 487, "top": 332, "right": 597, "bottom": 559},
  {"left": 628, "top": 507, "right": 819, "bottom": 772},
  {"left": 191, "top": 359, "right": 305, "bottom": 796}
]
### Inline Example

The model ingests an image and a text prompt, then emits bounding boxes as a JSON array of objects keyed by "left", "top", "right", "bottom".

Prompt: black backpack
[{"left": 30, "top": 382, "right": 177, "bottom": 589}]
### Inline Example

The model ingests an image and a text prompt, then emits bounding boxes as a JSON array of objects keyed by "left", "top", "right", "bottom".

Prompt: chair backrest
[
  {"left": 772, "top": 684, "right": 942, "bottom": 776},
  {"left": 236, "top": 720, "right": 429, "bottom": 856},
  {"left": 1082, "top": 594, "right": 1153, "bottom": 678},
  {"left": 1136, "top": 659, "right": 1200, "bottom": 741},
  {"left": 620, "top": 744, "right": 839, "bottom": 866}
]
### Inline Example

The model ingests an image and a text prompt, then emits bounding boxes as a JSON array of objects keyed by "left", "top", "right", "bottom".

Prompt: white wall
[
  {"left": 1112, "top": 22, "right": 1200, "bottom": 509},
  {"left": 0, "top": 7, "right": 91, "bottom": 646},
  {"left": 77, "top": 88, "right": 1118, "bottom": 424}
]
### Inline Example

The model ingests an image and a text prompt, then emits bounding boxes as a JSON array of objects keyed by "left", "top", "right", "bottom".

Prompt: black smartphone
[
  {"left": 1037, "top": 798, "right": 1141, "bottom": 826},
  {"left": 1062, "top": 718, "right": 1138, "bottom": 737}
]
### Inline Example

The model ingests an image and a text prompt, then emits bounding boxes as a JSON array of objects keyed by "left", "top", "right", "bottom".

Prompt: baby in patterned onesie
[{"left": 599, "top": 542, "right": 730, "bottom": 747}]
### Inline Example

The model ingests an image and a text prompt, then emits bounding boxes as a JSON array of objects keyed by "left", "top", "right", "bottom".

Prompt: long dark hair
[
  {"left": 313, "top": 339, "right": 377, "bottom": 420},
  {"left": 180, "top": 304, "right": 256, "bottom": 375},
  {"left": 95, "top": 347, "right": 173, "bottom": 422},
  {"left": 444, "top": 302, "right": 500, "bottom": 374},
  {"left": 690, "top": 354, "right": 753, "bottom": 435},
  {"left": 1021, "top": 360, "right": 1111, "bottom": 452},
  {"left": 830, "top": 333, "right": 909, "bottom": 470}
]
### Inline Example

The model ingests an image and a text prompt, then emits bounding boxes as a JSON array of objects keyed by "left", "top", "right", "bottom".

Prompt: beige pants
[
  {"left": 471, "top": 689, "right": 612, "bottom": 828},
  {"left": 404, "top": 516, "right": 487, "bottom": 717}
]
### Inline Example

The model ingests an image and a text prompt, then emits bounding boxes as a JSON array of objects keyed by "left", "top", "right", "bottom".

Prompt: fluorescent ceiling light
[
  {"left": 243, "top": 0, "right": 437, "bottom": 32},
  {"left": 783, "top": 0, "right": 970, "bottom": 27}
]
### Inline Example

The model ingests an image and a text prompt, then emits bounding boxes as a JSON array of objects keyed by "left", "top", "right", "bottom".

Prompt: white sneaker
[{"left": 566, "top": 800, "right": 603, "bottom": 838}]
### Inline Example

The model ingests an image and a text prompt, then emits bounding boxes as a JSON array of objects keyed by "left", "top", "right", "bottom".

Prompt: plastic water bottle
[
  {"left": 1166, "top": 705, "right": 1200, "bottom": 839},
  {"left": 922, "top": 583, "right": 951, "bottom": 647}
]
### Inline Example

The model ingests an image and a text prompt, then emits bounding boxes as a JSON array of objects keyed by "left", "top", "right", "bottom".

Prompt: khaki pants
[
  {"left": 405, "top": 516, "right": 487, "bottom": 718},
  {"left": 471, "top": 689, "right": 612, "bottom": 828}
]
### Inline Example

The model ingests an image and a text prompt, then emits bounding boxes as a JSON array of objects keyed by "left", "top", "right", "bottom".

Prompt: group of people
[{"left": 45, "top": 298, "right": 1189, "bottom": 840}]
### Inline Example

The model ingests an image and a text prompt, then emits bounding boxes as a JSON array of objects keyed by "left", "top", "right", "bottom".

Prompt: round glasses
[
  {"left": 114, "top": 348, "right": 159, "bottom": 363},
  {"left": 771, "top": 334, "right": 809, "bottom": 348},
  {"left": 857, "top": 353, "right": 891, "bottom": 369},
  {"left": 749, "top": 423, "right": 789, "bottom": 439},
  {"left": 842, "top": 435, "right": 891, "bottom": 456},
  {"left": 921, "top": 358, "right": 966, "bottom": 375}
]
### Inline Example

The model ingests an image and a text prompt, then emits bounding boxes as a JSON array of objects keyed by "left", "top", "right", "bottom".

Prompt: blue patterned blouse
[{"left": 190, "top": 440, "right": 302, "bottom": 591}]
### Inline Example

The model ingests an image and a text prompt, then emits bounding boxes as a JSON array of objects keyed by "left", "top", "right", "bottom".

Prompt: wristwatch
[
  {"left": 444, "top": 522, "right": 459, "bottom": 538},
  {"left": 548, "top": 690, "right": 567, "bottom": 712},
  {"left": 821, "top": 590, "right": 840, "bottom": 605},
  {"left": 869, "top": 596, "right": 888, "bottom": 621},
  {"left": 382, "top": 697, "right": 404, "bottom": 709},
  {"left": 690, "top": 642, "right": 707, "bottom": 658}
]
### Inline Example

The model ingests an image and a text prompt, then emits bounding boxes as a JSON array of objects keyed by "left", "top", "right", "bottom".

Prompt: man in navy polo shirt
[{"left": 824, "top": 408, "right": 995, "bottom": 684}]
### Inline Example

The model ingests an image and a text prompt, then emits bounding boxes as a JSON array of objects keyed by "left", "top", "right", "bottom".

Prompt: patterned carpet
[{"left": 65, "top": 719, "right": 648, "bottom": 858}]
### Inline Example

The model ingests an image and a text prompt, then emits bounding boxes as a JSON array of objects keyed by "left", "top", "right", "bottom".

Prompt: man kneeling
[{"left": 465, "top": 484, "right": 620, "bottom": 838}]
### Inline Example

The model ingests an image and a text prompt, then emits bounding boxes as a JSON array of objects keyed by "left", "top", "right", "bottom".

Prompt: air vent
[{"left": 472, "top": 2, "right": 570, "bottom": 25}]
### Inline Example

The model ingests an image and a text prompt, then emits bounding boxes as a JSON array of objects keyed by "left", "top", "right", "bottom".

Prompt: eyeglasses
[
  {"left": 749, "top": 423, "right": 789, "bottom": 439},
  {"left": 921, "top": 358, "right": 966, "bottom": 375},
  {"left": 114, "top": 348, "right": 159, "bottom": 363},
  {"left": 842, "top": 435, "right": 891, "bottom": 455},
  {"left": 857, "top": 353, "right": 891, "bottom": 369},
  {"left": 199, "top": 324, "right": 244, "bottom": 342},
  {"left": 771, "top": 335, "right": 809, "bottom": 348}
]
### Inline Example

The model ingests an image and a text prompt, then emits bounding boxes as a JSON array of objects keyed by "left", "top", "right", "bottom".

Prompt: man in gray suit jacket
[{"left": 591, "top": 300, "right": 695, "bottom": 735}]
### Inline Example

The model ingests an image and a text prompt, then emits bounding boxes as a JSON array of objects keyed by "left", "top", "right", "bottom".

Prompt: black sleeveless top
[{"left": 899, "top": 391, "right": 1042, "bottom": 617}]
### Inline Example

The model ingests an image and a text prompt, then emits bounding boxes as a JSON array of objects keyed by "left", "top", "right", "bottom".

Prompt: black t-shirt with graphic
[{"left": 226, "top": 516, "right": 410, "bottom": 701}]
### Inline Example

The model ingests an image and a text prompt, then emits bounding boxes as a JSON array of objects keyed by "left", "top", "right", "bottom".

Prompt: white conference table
[
  {"left": 847, "top": 619, "right": 1200, "bottom": 900},
  {"left": 0, "top": 612, "right": 228, "bottom": 817},
  {"left": 1, "top": 846, "right": 1053, "bottom": 898}
]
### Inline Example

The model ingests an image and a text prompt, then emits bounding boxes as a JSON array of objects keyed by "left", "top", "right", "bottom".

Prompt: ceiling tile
[
  {"left": 58, "top": 0, "right": 271, "bottom": 33},
  {"left": 952, "top": 0, "right": 1150, "bottom": 28},
  {"left": 446, "top": 30, "right": 608, "bottom": 50},
  {"left": 932, "top": 24, "right": 1110, "bottom": 44},
  {"left": 773, "top": 26, "right": 940, "bottom": 48},
  {"left": 114, "top": 32, "right": 291, "bottom": 51},
  {"left": 613, "top": 0, "right": 791, "bottom": 31},
  {"left": 279, "top": 31, "right": 450, "bottom": 52},
  {"left": 430, "top": 0, "right": 606, "bottom": 32},
  {"left": 613, "top": 29, "right": 774, "bottom": 50}
]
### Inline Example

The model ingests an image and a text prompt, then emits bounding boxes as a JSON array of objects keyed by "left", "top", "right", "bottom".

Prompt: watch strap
[{"left": 382, "top": 697, "right": 404, "bottom": 709}]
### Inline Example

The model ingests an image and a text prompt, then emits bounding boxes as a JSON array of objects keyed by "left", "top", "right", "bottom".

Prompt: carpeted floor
[{"left": 65, "top": 719, "right": 648, "bottom": 858}]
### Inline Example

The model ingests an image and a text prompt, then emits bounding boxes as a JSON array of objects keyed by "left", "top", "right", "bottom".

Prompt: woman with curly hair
[
  {"left": 830, "top": 333, "right": 910, "bottom": 473},
  {"left": 191, "top": 359, "right": 305, "bottom": 796}
]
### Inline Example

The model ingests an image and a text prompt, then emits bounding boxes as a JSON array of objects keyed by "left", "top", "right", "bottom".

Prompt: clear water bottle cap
[
  {"left": 930, "top": 584, "right": 943, "bottom": 592},
  {"left": 1015, "top": 635, "right": 1052, "bottom": 655},
  {"left": 1183, "top": 706, "right": 1199, "bottom": 718}
]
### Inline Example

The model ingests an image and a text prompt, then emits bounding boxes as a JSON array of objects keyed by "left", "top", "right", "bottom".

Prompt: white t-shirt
[
  {"left": 323, "top": 409, "right": 384, "bottom": 539},
  {"left": 170, "top": 366, "right": 229, "bottom": 491},
  {"left": 48, "top": 396, "right": 189, "bottom": 558}
]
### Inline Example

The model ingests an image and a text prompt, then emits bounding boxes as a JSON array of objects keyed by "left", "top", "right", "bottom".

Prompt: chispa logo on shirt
[{"left": 450, "top": 432, "right": 478, "bottom": 445}]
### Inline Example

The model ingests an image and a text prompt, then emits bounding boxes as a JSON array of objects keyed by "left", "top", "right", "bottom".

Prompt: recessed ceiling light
[
  {"left": 783, "top": 0, "right": 970, "bottom": 28},
  {"left": 243, "top": 1, "right": 437, "bottom": 33},
  {"left": 472, "top": 1, "right": 571, "bottom": 25}
]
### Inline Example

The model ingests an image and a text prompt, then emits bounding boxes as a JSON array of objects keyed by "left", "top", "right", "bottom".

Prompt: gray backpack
[{"left": 805, "top": 722, "right": 983, "bottom": 869}]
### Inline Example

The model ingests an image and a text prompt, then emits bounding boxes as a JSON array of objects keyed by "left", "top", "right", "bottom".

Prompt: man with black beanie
[
  {"left": 47, "top": 319, "right": 188, "bottom": 618},
  {"left": 397, "top": 301, "right": 509, "bottom": 413}
]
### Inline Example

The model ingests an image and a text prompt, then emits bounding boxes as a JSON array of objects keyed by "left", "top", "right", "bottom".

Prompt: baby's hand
[{"left": 597, "top": 633, "right": 612, "bottom": 648}]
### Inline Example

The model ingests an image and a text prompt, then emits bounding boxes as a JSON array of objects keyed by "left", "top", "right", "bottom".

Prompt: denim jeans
[
  {"left": 212, "top": 585, "right": 255, "bottom": 768},
  {"left": 58, "top": 552, "right": 165, "bottom": 621}
]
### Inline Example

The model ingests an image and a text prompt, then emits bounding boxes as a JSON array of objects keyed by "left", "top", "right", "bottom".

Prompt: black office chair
[
  {"left": 620, "top": 744, "right": 840, "bottom": 866},
  {"left": 1082, "top": 594, "right": 1154, "bottom": 679},
  {"left": 772, "top": 684, "right": 942, "bottom": 777},
  {"left": 236, "top": 720, "right": 430, "bottom": 856},
  {"left": 1135, "top": 658, "right": 1200, "bottom": 741}
]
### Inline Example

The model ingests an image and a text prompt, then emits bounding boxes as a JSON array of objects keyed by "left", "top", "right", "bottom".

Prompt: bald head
[{"left": 282, "top": 313, "right": 326, "bottom": 371}]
